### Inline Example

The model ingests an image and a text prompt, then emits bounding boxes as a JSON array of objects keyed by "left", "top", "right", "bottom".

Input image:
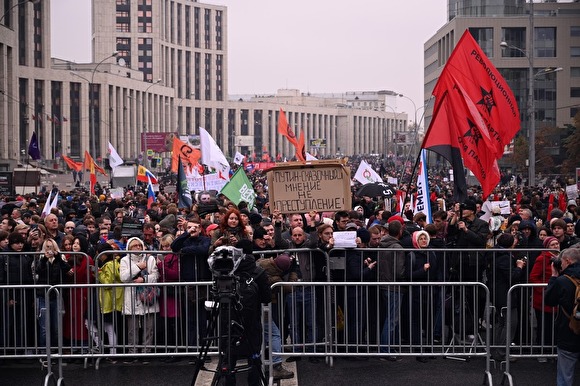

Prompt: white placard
[
  {"left": 186, "top": 173, "right": 228, "bottom": 192},
  {"left": 333, "top": 231, "right": 357, "bottom": 248},
  {"left": 110, "top": 187, "right": 124, "bottom": 199},
  {"left": 566, "top": 184, "right": 578, "bottom": 200}
]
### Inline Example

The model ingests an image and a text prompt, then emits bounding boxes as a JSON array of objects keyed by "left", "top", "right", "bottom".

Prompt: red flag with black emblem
[
  {"left": 431, "top": 30, "right": 520, "bottom": 157},
  {"left": 295, "top": 131, "right": 306, "bottom": 162},
  {"left": 278, "top": 108, "right": 299, "bottom": 148},
  {"left": 421, "top": 30, "right": 519, "bottom": 201}
]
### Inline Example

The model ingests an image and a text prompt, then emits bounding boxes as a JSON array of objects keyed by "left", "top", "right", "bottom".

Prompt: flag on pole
[
  {"left": 146, "top": 176, "right": 156, "bottom": 209},
  {"left": 137, "top": 165, "right": 158, "bottom": 184},
  {"left": 171, "top": 137, "right": 201, "bottom": 173},
  {"left": 28, "top": 131, "right": 41, "bottom": 160},
  {"left": 177, "top": 157, "right": 192, "bottom": 209},
  {"left": 220, "top": 168, "right": 257, "bottom": 210},
  {"left": 41, "top": 190, "right": 54, "bottom": 218},
  {"left": 305, "top": 152, "right": 318, "bottom": 161},
  {"left": 420, "top": 30, "right": 518, "bottom": 201},
  {"left": 413, "top": 149, "right": 432, "bottom": 224},
  {"left": 62, "top": 155, "right": 83, "bottom": 171},
  {"left": 233, "top": 151, "right": 245, "bottom": 165},
  {"left": 295, "top": 131, "right": 306, "bottom": 162},
  {"left": 107, "top": 142, "right": 124, "bottom": 169},
  {"left": 354, "top": 160, "right": 383, "bottom": 184},
  {"left": 84, "top": 151, "right": 107, "bottom": 176},
  {"left": 278, "top": 108, "right": 299, "bottom": 148},
  {"left": 199, "top": 127, "right": 230, "bottom": 180}
]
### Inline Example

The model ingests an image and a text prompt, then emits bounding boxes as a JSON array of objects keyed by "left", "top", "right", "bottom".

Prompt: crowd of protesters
[{"left": 0, "top": 156, "right": 579, "bottom": 378}]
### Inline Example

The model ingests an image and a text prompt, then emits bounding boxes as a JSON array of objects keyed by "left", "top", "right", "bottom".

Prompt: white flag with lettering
[
  {"left": 108, "top": 142, "right": 124, "bottom": 169},
  {"left": 199, "top": 127, "right": 230, "bottom": 180},
  {"left": 233, "top": 151, "right": 244, "bottom": 165}
]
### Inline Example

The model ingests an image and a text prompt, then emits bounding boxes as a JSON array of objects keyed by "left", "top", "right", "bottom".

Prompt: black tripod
[{"left": 191, "top": 275, "right": 266, "bottom": 386}]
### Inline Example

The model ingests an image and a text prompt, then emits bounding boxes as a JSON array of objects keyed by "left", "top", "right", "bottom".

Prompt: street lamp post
[
  {"left": 176, "top": 92, "right": 194, "bottom": 135},
  {"left": 0, "top": 0, "right": 39, "bottom": 24},
  {"left": 90, "top": 52, "right": 118, "bottom": 162}
]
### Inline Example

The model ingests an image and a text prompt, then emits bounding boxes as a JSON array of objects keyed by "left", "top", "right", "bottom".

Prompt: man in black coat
[
  {"left": 171, "top": 216, "right": 211, "bottom": 347},
  {"left": 447, "top": 199, "right": 490, "bottom": 337},
  {"left": 545, "top": 247, "right": 580, "bottom": 386}
]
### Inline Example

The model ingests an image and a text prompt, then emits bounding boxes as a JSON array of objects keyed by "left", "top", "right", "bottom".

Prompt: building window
[
  {"left": 501, "top": 27, "right": 526, "bottom": 57},
  {"left": 534, "top": 27, "right": 556, "bottom": 58},
  {"left": 571, "top": 88, "right": 580, "bottom": 98},
  {"left": 572, "top": 47, "right": 580, "bottom": 58},
  {"left": 571, "top": 67, "right": 580, "bottom": 77},
  {"left": 571, "top": 26, "right": 580, "bottom": 37},
  {"left": 469, "top": 27, "right": 493, "bottom": 57}
]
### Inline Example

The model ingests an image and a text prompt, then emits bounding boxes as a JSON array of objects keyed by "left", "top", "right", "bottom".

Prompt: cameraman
[
  {"left": 219, "top": 241, "right": 271, "bottom": 386},
  {"left": 545, "top": 247, "right": 580, "bottom": 386}
]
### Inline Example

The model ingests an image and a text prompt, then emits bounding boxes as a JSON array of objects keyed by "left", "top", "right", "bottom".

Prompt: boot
[{"left": 272, "top": 363, "right": 295, "bottom": 379}]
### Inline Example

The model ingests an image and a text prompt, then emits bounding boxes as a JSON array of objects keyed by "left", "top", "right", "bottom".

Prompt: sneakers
[
  {"left": 272, "top": 364, "right": 294, "bottom": 379},
  {"left": 537, "top": 357, "right": 548, "bottom": 363},
  {"left": 123, "top": 358, "right": 138, "bottom": 364}
]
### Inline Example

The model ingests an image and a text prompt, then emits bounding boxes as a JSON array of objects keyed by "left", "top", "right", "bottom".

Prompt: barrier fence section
[
  {"left": 0, "top": 246, "right": 559, "bottom": 385},
  {"left": 502, "top": 283, "right": 554, "bottom": 386}
]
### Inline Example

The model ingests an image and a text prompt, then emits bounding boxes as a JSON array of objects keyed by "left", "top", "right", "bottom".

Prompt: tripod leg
[{"left": 191, "top": 304, "right": 220, "bottom": 386}]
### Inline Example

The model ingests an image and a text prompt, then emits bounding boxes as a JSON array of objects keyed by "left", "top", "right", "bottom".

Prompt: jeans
[
  {"left": 263, "top": 320, "right": 283, "bottom": 364},
  {"left": 380, "top": 290, "right": 401, "bottom": 354},
  {"left": 557, "top": 348, "right": 580, "bottom": 386},
  {"left": 38, "top": 296, "right": 60, "bottom": 349},
  {"left": 287, "top": 287, "right": 315, "bottom": 349}
]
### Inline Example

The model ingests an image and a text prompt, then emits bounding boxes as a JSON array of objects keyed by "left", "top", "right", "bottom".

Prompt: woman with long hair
[
  {"left": 63, "top": 235, "right": 95, "bottom": 351},
  {"left": 209, "top": 208, "right": 249, "bottom": 253}
]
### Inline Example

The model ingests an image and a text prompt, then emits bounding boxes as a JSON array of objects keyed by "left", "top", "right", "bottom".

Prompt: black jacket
[
  {"left": 487, "top": 247, "right": 524, "bottom": 311},
  {"left": 545, "top": 262, "right": 580, "bottom": 352},
  {"left": 171, "top": 232, "right": 211, "bottom": 281}
]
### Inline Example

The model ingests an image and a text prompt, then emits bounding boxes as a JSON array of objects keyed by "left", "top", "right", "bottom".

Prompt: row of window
[{"left": 470, "top": 26, "right": 580, "bottom": 58}]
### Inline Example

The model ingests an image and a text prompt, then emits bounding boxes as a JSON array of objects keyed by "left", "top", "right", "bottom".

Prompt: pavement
[{"left": 0, "top": 355, "right": 570, "bottom": 386}]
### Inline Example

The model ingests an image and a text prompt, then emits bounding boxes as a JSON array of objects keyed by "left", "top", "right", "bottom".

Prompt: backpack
[{"left": 562, "top": 275, "right": 580, "bottom": 335}]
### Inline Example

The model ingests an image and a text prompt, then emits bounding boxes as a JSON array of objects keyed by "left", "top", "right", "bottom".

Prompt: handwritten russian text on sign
[{"left": 267, "top": 161, "right": 351, "bottom": 214}]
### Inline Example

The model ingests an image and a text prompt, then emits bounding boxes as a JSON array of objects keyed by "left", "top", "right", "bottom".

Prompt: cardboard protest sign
[{"left": 267, "top": 160, "right": 351, "bottom": 214}]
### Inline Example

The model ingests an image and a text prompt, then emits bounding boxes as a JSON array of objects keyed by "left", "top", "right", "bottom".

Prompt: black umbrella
[{"left": 356, "top": 182, "right": 395, "bottom": 198}]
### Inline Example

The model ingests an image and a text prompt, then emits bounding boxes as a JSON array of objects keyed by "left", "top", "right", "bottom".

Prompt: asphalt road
[{"left": 0, "top": 355, "right": 568, "bottom": 386}]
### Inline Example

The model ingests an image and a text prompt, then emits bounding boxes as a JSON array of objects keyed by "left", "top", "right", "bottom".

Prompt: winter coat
[
  {"left": 157, "top": 252, "right": 180, "bottom": 318},
  {"left": 487, "top": 247, "right": 524, "bottom": 311},
  {"left": 274, "top": 223, "right": 322, "bottom": 281},
  {"left": 97, "top": 257, "right": 123, "bottom": 314},
  {"left": 34, "top": 252, "right": 71, "bottom": 299},
  {"left": 377, "top": 236, "right": 406, "bottom": 291},
  {"left": 529, "top": 250, "right": 558, "bottom": 313},
  {"left": 171, "top": 232, "right": 211, "bottom": 281},
  {"left": 256, "top": 256, "right": 299, "bottom": 303},
  {"left": 119, "top": 237, "right": 159, "bottom": 315},
  {"left": 545, "top": 263, "right": 580, "bottom": 352}
]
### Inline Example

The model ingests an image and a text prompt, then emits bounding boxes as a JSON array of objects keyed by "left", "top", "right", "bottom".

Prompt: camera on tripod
[{"left": 207, "top": 246, "right": 245, "bottom": 301}]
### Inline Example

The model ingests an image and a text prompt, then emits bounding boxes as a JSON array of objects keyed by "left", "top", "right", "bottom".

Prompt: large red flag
[
  {"left": 421, "top": 30, "right": 519, "bottom": 201},
  {"left": 278, "top": 108, "right": 299, "bottom": 148},
  {"left": 84, "top": 151, "right": 107, "bottom": 176},
  {"left": 433, "top": 30, "right": 520, "bottom": 157}
]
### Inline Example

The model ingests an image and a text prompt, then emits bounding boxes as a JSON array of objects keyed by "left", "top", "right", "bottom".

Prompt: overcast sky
[{"left": 50, "top": 0, "right": 447, "bottom": 120}]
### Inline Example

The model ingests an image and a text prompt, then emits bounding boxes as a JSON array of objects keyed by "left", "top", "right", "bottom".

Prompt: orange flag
[
  {"left": 84, "top": 151, "right": 107, "bottom": 176},
  {"left": 295, "top": 131, "right": 306, "bottom": 162},
  {"left": 278, "top": 108, "right": 299, "bottom": 148},
  {"left": 171, "top": 137, "right": 201, "bottom": 173},
  {"left": 61, "top": 155, "right": 83, "bottom": 172}
]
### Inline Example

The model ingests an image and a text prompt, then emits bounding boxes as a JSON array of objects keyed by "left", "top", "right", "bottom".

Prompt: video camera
[{"left": 207, "top": 246, "right": 245, "bottom": 301}]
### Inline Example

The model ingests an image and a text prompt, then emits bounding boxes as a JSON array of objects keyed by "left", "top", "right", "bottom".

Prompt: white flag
[
  {"left": 413, "top": 149, "right": 432, "bottom": 223},
  {"left": 108, "top": 142, "right": 124, "bottom": 169},
  {"left": 233, "top": 151, "right": 244, "bottom": 165},
  {"left": 199, "top": 127, "right": 230, "bottom": 180},
  {"left": 305, "top": 152, "right": 318, "bottom": 161},
  {"left": 41, "top": 190, "right": 59, "bottom": 218},
  {"left": 353, "top": 160, "right": 383, "bottom": 185}
]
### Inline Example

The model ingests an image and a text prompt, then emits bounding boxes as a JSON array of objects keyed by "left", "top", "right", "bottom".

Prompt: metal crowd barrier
[
  {"left": 502, "top": 283, "right": 555, "bottom": 386},
  {"left": 0, "top": 246, "right": 560, "bottom": 386}
]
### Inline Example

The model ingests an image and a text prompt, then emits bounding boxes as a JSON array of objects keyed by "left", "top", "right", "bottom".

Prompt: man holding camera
[{"left": 545, "top": 247, "right": 580, "bottom": 386}]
